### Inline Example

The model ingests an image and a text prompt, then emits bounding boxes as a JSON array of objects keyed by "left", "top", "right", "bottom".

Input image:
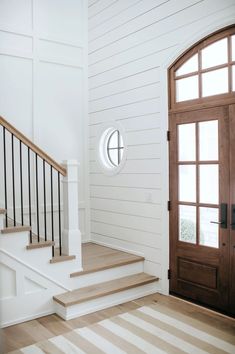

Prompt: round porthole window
[{"left": 97, "top": 124, "right": 127, "bottom": 175}]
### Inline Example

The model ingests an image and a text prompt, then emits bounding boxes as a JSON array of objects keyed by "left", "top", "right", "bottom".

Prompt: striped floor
[{"left": 8, "top": 304, "right": 235, "bottom": 354}]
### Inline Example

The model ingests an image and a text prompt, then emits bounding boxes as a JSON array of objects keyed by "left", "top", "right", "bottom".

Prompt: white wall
[
  {"left": 88, "top": 0, "right": 235, "bottom": 293},
  {"left": 0, "top": 0, "right": 89, "bottom": 241}
]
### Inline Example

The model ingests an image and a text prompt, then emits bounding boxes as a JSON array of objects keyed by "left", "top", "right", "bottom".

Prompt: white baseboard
[
  {"left": 1, "top": 309, "right": 54, "bottom": 328},
  {"left": 90, "top": 239, "right": 144, "bottom": 258}
]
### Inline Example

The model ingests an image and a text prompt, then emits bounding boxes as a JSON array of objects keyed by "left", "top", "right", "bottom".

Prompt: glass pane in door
[
  {"left": 179, "top": 165, "right": 196, "bottom": 202},
  {"left": 178, "top": 123, "right": 196, "bottom": 161},
  {"left": 179, "top": 205, "right": 196, "bottom": 244},
  {"left": 200, "top": 207, "right": 219, "bottom": 248},
  {"left": 199, "top": 165, "right": 219, "bottom": 204},
  {"left": 199, "top": 120, "right": 218, "bottom": 160}
]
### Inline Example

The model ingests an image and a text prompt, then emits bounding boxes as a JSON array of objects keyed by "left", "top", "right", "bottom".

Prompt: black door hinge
[
  {"left": 167, "top": 130, "right": 170, "bottom": 141},
  {"left": 168, "top": 200, "right": 171, "bottom": 211},
  {"left": 168, "top": 269, "right": 171, "bottom": 280}
]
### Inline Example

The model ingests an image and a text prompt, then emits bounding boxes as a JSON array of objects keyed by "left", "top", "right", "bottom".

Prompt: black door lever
[{"left": 231, "top": 205, "right": 235, "bottom": 230}]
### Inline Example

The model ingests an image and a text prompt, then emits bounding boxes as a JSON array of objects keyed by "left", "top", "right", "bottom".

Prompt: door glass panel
[
  {"left": 232, "top": 35, "right": 235, "bottom": 61},
  {"left": 202, "top": 68, "right": 228, "bottom": 97},
  {"left": 179, "top": 165, "right": 196, "bottom": 202},
  {"left": 201, "top": 38, "right": 228, "bottom": 69},
  {"left": 176, "top": 54, "right": 198, "bottom": 76},
  {"left": 176, "top": 75, "right": 198, "bottom": 102},
  {"left": 200, "top": 207, "right": 219, "bottom": 248},
  {"left": 200, "top": 165, "right": 219, "bottom": 204},
  {"left": 199, "top": 120, "right": 218, "bottom": 161},
  {"left": 178, "top": 123, "right": 196, "bottom": 161},
  {"left": 179, "top": 205, "right": 196, "bottom": 244}
]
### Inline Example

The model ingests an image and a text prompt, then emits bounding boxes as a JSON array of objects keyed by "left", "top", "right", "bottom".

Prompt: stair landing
[{"left": 71, "top": 242, "right": 144, "bottom": 277}]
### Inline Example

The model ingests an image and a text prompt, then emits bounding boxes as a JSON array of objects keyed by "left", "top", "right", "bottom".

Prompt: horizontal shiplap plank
[
  {"left": 91, "top": 233, "right": 162, "bottom": 263},
  {"left": 89, "top": 97, "right": 160, "bottom": 124},
  {"left": 89, "top": 0, "right": 145, "bottom": 30},
  {"left": 89, "top": 82, "right": 159, "bottom": 112},
  {"left": 89, "top": 0, "right": 197, "bottom": 53},
  {"left": 89, "top": 113, "right": 160, "bottom": 137},
  {"left": 89, "top": 46, "right": 172, "bottom": 88},
  {"left": 89, "top": 0, "right": 235, "bottom": 64},
  {"left": 89, "top": 129, "right": 161, "bottom": 149},
  {"left": 90, "top": 185, "right": 162, "bottom": 203},
  {"left": 89, "top": 67, "right": 160, "bottom": 99},
  {"left": 91, "top": 222, "right": 161, "bottom": 249},
  {"left": 90, "top": 172, "right": 161, "bottom": 189},
  {"left": 91, "top": 209, "right": 161, "bottom": 233},
  {"left": 90, "top": 159, "right": 161, "bottom": 174},
  {"left": 91, "top": 197, "right": 161, "bottom": 218},
  {"left": 89, "top": 142, "right": 161, "bottom": 161}
]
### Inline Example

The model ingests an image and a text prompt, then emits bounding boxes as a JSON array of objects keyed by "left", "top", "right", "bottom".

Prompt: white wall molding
[{"left": 0, "top": 249, "right": 70, "bottom": 292}]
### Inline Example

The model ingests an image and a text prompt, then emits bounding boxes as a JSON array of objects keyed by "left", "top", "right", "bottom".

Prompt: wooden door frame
[{"left": 168, "top": 24, "right": 235, "bottom": 314}]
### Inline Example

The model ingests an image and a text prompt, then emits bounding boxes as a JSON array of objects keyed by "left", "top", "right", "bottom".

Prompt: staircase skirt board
[{"left": 54, "top": 280, "right": 159, "bottom": 320}]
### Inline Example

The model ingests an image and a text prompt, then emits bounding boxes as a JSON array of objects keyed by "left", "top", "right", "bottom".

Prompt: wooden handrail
[{"left": 0, "top": 116, "right": 66, "bottom": 176}]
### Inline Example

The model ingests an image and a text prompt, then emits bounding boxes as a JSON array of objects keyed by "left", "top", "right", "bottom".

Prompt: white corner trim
[{"left": 0, "top": 249, "right": 71, "bottom": 291}]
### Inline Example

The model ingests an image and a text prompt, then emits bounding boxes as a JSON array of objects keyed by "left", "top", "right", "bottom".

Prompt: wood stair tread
[
  {"left": 50, "top": 254, "right": 76, "bottom": 263},
  {"left": 1, "top": 225, "right": 31, "bottom": 234},
  {"left": 70, "top": 254, "right": 144, "bottom": 277},
  {"left": 0, "top": 208, "right": 6, "bottom": 214},
  {"left": 27, "top": 240, "right": 55, "bottom": 249},
  {"left": 53, "top": 273, "right": 158, "bottom": 307}
]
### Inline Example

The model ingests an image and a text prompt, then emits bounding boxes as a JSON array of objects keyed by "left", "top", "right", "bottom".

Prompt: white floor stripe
[
  {"left": 100, "top": 318, "right": 166, "bottom": 354},
  {"left": 139, "top": 306, "right": 235, "bottom": 354},
  {"left": 21, "top": 345, "right": 45, "bottom": 354},
  {"left": 49, "top": 335, "right": 85, "bottom": 354},
  {"left": 75, "top": 327, "right": 125, "bottom": 354},
  {"left": 121, "top": 312, "right": 208, "bottom": 354}
]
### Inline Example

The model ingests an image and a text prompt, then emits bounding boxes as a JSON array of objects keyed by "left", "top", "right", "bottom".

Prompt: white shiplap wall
[
  {"left": 0, "top": 0, "right": 89, "bottom": 241},
  {"left": 88, "top": 0, "right": 235, "bottom": 294}
]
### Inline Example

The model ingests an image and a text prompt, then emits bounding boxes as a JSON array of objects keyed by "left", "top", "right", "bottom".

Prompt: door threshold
[{"left": 169, "top": 292, "right": 235, "bottom": 320}]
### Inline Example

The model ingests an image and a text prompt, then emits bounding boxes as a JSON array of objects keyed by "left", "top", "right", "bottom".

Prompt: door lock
[
  {"left": 210, "top": 203, "right": 227, "bottom": 229},
  {"left": 231, "top": 205, "right": 235, "bottom": 230}
]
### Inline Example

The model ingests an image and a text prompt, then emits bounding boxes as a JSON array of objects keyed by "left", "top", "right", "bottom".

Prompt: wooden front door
[{"left": 169, "top": 105, "right": 235, "bottom": 315}]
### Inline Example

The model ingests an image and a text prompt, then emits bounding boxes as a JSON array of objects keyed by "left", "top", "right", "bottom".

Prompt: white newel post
[{"left": 62, "top": 160, "right": 82, "bottom": 270}]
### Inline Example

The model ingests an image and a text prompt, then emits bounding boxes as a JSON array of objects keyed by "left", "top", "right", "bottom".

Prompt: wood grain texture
[
  {"left": 50, "top": 255, "right": 76, "bottom": 264},
  {"left": 2, "top": 293, "right": 235, "bottom": 354},
  {"left": 0, "top": 209, "right": 6, "bottom": 214},
  {"left": 53, "top": 273, "right": 158, "bottom": 307},
  {"left": 26, "top": 240, "right": 55, "bottom": 249},
  {"left": 70, "top": 242, "right": 144, "bottom": 277},
  {"left": 0, "top": 116, "right": 66, "bottom": 176},
  {"left": 1, "top": 226, "right": 31, "bottom": 234}
]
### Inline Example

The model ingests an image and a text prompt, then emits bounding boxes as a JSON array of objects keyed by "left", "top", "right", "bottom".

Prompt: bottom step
[{"left": 53, "top": 273, "right": 159, "bottom": 320}]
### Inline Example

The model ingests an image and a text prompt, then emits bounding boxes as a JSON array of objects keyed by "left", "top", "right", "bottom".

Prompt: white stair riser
[
  {"left": 54, "top": 281, "right": 160, "bottom": 320},
  {"left": 70, "top": 261, "right": 144, "bottom": 289}
]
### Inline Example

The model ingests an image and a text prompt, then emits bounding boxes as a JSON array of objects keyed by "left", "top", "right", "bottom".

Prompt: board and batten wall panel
[
  {"left": 0, "top": 0, "right": 89, "bottom": 241},
  {"left": 88, "top": 0, "right": 235, "bottom": 293}
]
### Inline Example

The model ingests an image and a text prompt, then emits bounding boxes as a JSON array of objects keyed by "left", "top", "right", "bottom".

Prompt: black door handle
[{"left": 220, "top": 203, "right": 227, "bottom": 229}]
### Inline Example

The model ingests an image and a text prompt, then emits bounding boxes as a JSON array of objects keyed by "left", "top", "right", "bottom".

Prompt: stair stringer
[{"left": 0, "top": 250, "right": 69, "bottom": 328}]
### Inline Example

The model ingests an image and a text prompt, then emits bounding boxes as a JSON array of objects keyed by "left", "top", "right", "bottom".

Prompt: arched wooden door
[{"left": 168, "top": 26, "right": 235, "bottom": 315}]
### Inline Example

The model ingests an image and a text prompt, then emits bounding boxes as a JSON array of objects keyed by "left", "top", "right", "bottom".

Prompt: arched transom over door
[{"left": 168, "top": 25, "right": 235, "bottom": 316}]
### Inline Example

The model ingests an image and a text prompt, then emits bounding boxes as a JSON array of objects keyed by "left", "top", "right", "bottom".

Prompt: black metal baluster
[
  {"left": 11, "top": 134, "right": 16, "bottom": 226},
  {"left": 28, "top": 148, "right": 32, "bottom": 243},
  {"left": 43, "top": 160, "right": 47, "bottom": 241},
  {"left": 19, "top": 141, "right": 24, "bottom": 225},
  {"left": 58, "top": 172, "right": 62, "bottom": 256},
  {"left": 3, "top": 127, "right": 8, "bottom": 227},
  {"left": 50, "top": 166, "right": 54, "bottom": 257},
  {"left": 35, "top": 153, "right": 40, "bottom": 242}
]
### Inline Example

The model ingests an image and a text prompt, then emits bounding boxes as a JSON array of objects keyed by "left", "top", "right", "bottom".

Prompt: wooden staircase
[{"left": 0, "top": 116, "right": 159, "bottom": 326}]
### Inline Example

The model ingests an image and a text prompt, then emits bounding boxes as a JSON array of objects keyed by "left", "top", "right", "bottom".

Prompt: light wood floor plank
[{"left": 36, "top": 340, "right": 65, "bottom": 354}]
